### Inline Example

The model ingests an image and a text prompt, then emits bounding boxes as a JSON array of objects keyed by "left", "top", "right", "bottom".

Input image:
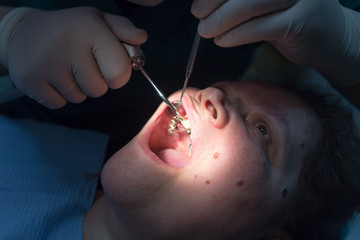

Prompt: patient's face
[{"left": 101, "top": 81, "right": 321, "bottom": 239}]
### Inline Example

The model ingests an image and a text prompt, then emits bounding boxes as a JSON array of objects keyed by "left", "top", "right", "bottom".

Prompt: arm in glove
[
  {"left": 0, "top": 7, "right": 147, "bottom": 109},
  {"left": 191, "top": 0, "right": 360, "bottom": 90}
]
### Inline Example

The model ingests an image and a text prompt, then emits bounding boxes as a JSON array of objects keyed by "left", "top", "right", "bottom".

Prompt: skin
[{"left": 83, "top": 81, "right": 322, "bottom": 240}]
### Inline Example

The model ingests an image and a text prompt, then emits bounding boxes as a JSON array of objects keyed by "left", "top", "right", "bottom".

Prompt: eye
[{"left": 255, "top": 122, "right": 271, "bottom": 141}]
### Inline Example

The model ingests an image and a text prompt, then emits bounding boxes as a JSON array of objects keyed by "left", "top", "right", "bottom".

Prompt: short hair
[{"left": 284, "top": 85, "right": 360, "bottom": 239}]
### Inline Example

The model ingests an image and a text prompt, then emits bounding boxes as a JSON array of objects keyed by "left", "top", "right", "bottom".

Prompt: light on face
[{"left": 167, "top": 101, "right": 192, "bottom": 151}]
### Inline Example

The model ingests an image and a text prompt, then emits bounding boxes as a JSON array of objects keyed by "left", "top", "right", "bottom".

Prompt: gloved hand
[
  {"left": 191, "top": 0, "right": 360, "bottom": 86},
  {"left": 0, "top": 7, "right": 147, "bottom": 109}
]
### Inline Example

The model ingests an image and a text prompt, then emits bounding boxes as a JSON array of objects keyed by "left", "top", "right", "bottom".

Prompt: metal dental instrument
[
  {"left": 123, "top": 43, "right": 181, "bottom": 117},
  {"left": 179, "top": 31, "right": 201, "bottom": 104}
]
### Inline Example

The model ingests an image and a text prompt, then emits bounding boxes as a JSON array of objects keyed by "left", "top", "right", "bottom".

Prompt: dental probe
[
  {"left": 179, "top": 31, "right": 201, "bottom": 104},
  {"left": 122, "top": 43, "right": 181, "bottom": 117}
]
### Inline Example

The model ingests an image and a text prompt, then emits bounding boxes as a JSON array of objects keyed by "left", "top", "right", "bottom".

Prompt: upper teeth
[
  {"left": 181, "top": 119, "right": 191, "bottom": 133},
  {"left": 168, "top": 115, "right": 192, "bottom": 137}
]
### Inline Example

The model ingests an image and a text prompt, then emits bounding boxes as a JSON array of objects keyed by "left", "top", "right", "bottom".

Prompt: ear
[{"left": 259, "top": 228, "right": 293, "bottom": 240}]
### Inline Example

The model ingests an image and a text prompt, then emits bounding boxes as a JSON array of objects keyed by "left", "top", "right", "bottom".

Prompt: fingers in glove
[
  {"left": 48, "top": 71, "right": 87, "bottom": 104},
  {"left": 23, "top": 82, "right": 67, "bottom": 109},
  {"left": 72, "top": 50, "right": 109, "bottom": 98},
  {"left": 197, "top": 0, "right": 296, "bottom": 38},
  {"left": 92, "top": 27, "right": 132, "bottom": 89},
  {"left": 191, "top": 0, "right": 227, "bottom": 19},
  {"left": 104, "top": 13, "right": 148, "bottom": 45},
  {"left": 213, "top": 12, "right": 286, "bottom": 47}
]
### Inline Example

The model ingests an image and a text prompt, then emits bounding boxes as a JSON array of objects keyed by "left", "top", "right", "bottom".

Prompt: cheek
[
  {"left": 175, "top": 155, "right": 272, "bottom": 231},
  {"left": 188, "top": 141, "right": 270, "bottom": 199},
  {"left": 195, "top": 124, "right": 267, "bottom": 176},
  {"left": 187, "top": 120, "right": 271, "bottom": 199}
]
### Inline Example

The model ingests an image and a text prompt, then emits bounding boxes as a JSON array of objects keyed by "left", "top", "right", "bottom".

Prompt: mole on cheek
[
  {"left": 213, "top": 152, "right": 219, "bottom": 158},
  {"left": 236, "top": 180, "right": 244, "bottom": 187},
  {"left": 194, "top": 174, "right": 198, "bottom": 179},
  {"left": 205, "top": 180, "right": 210, "bottom": 184}
]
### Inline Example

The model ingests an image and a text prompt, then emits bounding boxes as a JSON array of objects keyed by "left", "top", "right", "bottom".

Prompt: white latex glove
[
  {"left": 191, "top": 0, "right": 360, "bottom": 87},
  {"left": 0, "top": 7, "right": 147, "bottom": 109}
]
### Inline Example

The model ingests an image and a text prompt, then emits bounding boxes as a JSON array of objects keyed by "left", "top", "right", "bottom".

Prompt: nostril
[
  {"left": 199, "top": 87, "right": 228, "bottom": 128},
  {"left": 205, "top": 100, "right": 217, "bottom": 119}
]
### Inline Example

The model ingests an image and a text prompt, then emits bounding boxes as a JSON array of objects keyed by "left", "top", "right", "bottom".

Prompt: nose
[{"left": 195, "top": 87, "right": 229, "bottom": 128}]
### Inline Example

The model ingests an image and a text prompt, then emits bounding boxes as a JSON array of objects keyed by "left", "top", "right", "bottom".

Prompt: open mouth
[{"left": 148, "top": 103, "right": 193, "bottom": 168}]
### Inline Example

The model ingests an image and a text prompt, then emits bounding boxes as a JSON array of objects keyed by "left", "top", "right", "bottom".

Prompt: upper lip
[{"left": 137, "top": 91, "right": 199, "bottom": 168}]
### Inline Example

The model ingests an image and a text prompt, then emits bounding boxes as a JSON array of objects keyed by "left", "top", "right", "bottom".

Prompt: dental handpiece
[{"left": 122, "top": 43, "right": 181, "bottom": 117}]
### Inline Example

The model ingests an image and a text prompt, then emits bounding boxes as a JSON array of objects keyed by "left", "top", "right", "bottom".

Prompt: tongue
[{"left": 158, "top": 149, "right": 187, "bottom": 167}]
